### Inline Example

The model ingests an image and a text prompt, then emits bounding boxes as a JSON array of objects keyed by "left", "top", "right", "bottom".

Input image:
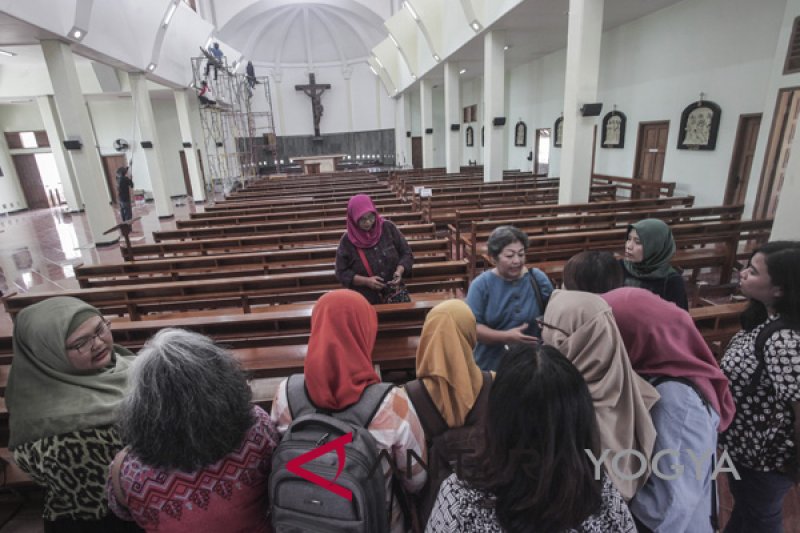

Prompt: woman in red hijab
[
  {"left": 335, "top": 194, "right": 413, "bottom": 304},
  {"left": 270, "top": 290, "right": 426, "bottom": 532},
  {"left": 601, "top": 287, "right": 735, "bottom": 533}
]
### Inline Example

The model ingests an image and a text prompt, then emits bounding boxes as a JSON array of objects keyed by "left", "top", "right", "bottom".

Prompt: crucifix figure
[{"left": 295, "top": 73, "right": 331, "bottom": 138}]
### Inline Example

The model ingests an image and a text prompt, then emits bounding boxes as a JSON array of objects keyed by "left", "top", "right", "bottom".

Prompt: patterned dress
[
  {"left": 720, "top": 317, "right": 800, "bottom": 472},
  {"left": 107, "top": 407, "right": 279, "bottom": 532},
  {"left": 426, "top": 473, "right": 636, "bottom": 532},
  {"left": 13, "top": 425, "right": 125, "bottom": 522}
]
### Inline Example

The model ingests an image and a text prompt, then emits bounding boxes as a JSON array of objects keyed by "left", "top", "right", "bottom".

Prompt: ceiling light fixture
[
  {"left": 459, "top": 68, "right": 466, "bottom": 75},
  {"left": 433, "top": 54, "right": 440, "bottom": 62},
  {"left": 0, "top": 49, "right": 17, "bottom": 57},
  {"left": 470, "top": 21, "right": 481, "bottom": 31},
  {"left": 374, "top": 56, "right": 384, "bottom": 69},
  {"left": 147, "top": 63, "right": 157, "bottom": 71},
  {"left": 69, "top": 27, "right": 87, "bottom": 40},
  {"left": 163, "top": 3, "right": 178, "bottom": 26},
  {"left": 369, "top": 65, "right": 378, "bottom": 76},
  {"left": 389, "top": 34, "right": 400, "bottom": 48},
  {"left": 404, "top": 1, "right": 419, "bottom": 21},
  {"left": 411, "top": 74, "right": 417, "bottom": 80}
]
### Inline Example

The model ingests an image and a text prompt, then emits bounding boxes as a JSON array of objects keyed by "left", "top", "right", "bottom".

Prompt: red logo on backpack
[{"left": 286, "top": 432, "right": 354, "bottom": 501}]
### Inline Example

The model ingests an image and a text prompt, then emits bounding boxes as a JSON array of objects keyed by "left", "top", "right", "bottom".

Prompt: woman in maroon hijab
[
  {"left": 601, "top": 287, "right": 735, "bottom": 533},
  {"left": 335, "top": 194, "right": 414, "bottom": 304}
]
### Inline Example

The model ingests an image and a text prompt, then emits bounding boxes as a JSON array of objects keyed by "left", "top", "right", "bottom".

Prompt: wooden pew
[
  {"left": 224, "top": 184, "right": 393, "bottom": 202},
  {"left": 4, "top": 261, "right": 470, "bottom": 320},
  {"left": 204, "top": 192, "right": 402, "bottom": 212},
  {"left": 448, "top": 196, "right": 697, "bottom": 257},
  {"left": 76, "top": 239, "right": 452, "bottom": 288},
  {"left": 183, "top": 202, "right": 414, "bottom": 224},
  {"left": 153, "top": 211, "right": 425, "bottom": 242},
  {"left": 457, "top": 205, "right": 744, "bottom": 263},
  {"left": 120, "top": 222, "right": 437, "bottom": 261},
  {"left": 592, "top": 174, "right": 676, "bottom": 198}
]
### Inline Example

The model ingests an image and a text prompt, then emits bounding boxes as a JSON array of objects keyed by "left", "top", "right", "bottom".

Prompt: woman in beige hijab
[
  {"left": 540, "top": 289, "right": 659, "bottom": 501},
  {"left": 405, "top": 299, "right": 492, "bottom": 523}
]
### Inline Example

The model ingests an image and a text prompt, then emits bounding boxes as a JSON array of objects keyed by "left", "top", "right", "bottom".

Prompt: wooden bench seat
[
  {"left": 76, "top": 239, "right": 452, "bottom": 288},
  {"left": 222, "top": 187, "right": 397, "bottom": 203},
  {"left": 154, "top": 212, "right": 424, "bottom": 242},
  {"left": 120, "top": 222, "right": 437, "bottom": 261},
  {"left": 5, "top": 261, "right": 470, "bottom": 320},
  {"left": 204, "top": 192, "right": 404, "bottom": 212},
  {"left": 184, "top": 202, "right": 414, "bottom": 224}
]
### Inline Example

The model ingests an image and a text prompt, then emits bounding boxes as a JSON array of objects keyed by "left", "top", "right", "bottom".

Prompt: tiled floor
[{"left": 0, "top": 202, "right": 799, "bottom": 531}]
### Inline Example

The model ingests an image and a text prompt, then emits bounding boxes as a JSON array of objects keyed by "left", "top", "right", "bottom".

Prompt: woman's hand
[
  {"left": 364, "top": 276, "right": 386, "bottom": 291},
  {"left": 389, "top": 267, "right": 404, "bottom": 286},
  {"left": 504, "top": 323, "right": 539, "bottom": 346}
]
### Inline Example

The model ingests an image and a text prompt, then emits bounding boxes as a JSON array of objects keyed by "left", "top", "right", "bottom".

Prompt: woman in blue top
[{"left": 465, "top": 226, "right": 553, "bottom": 371}]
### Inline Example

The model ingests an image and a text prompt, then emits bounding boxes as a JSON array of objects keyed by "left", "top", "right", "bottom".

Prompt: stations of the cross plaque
[{"left": 295, "top": 73, "right": 331, "bottom": 139}]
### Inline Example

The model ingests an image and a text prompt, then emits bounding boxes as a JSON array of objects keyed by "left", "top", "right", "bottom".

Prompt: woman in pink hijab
[
  {"left": 602, "top": 287, "right": 735, "bottom": 533},
  {"left": 335, "top": 194, "right": 413, "bottom": 304}
]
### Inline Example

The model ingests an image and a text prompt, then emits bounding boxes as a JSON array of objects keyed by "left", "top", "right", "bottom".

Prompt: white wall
[
  {"left": 461, "top": 76, "right": 484, "bottom": 165},
  {"left": 505, "top": 0, "right": 784, "bottom": 206}
]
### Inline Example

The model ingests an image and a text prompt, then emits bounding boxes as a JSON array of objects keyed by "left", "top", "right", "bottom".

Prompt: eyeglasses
[
  {"left": 535, "top": 317, "right": 569, "bottom": 337},
  {"left": 66, "top": 320, "right": 111, "bottom": 354}
]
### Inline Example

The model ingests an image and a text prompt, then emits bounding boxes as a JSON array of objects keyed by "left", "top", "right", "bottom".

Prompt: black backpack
[
  {"left": 404, "top": 372, "right": 492, "bottom": 524},
  {"left": 269, "top": 375, "right": 395, "bottom": 533}
]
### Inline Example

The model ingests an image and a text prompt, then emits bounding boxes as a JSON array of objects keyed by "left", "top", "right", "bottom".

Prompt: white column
[
  {"left": 40, "top": 40, "right": 117, "bottom": 245},
  {"left": 394, "top": 94, "right": 411, "bottom": 168},
  {"left": 420, "top": 79, "right": 434, "bottom": 168},
  {"left": 36, "top": 95, "right": 82, "bottom": 211},
  {"left": 559, "top": 0, "right": 604, "bottom": 204},
  {"left": 444, "top": 62, "right": 461, "bottom": 174},
  {"left": 483, "top": 31, "right": 505, "bottom": 183},
  {"left": 130, "top": 72, "right": 173, "bottom": 218},
  {"left": 174, "top": 89, "right": 206, "bottom": 202}
]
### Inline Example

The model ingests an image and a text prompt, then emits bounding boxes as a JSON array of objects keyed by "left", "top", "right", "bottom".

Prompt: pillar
[
  {"left": 444, "top": 62, "right": 461, "bottom": 174},
  {"left": 174, "top": 89, "right": 207, "bottom": 202},
  {"left": 483, "top": 31, "right": 506, "bottom": 183},
  {"left": 420, "top": 79, "right": 434, "bottom": 168}
]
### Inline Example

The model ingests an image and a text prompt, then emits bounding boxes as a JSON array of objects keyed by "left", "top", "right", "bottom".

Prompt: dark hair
[
  {"left": 562, "top": 251, "right": 624, "bottom": 293},
  {"left": 741, "top": 241, "right": 800, "bottom": 329},
  {"left": 487, "top": 225, "right": 529, "bottom": 258},
  {"left": 483, "top": 344, "right": 602, "bottom": 531},
  {"left": 119, "top": 329, "right": 254, "bottom": 471}
]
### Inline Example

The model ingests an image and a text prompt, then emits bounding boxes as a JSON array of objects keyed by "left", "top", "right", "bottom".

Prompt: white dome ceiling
[{"left": 220, "top": 1, "right": 387, "bottom": 68}]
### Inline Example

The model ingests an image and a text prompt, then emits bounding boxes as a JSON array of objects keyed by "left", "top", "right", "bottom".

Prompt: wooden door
[
  {"left": 12, "top": 154, "right": 49, "bottom": 209},
  {"left": 633, "top": 121, "right": 669, "bottom": 198},
  {"left": 724, "top": 114, "right": 762, "bottom": 206},
  {"left": 101, "top": 155, "right": 128, "bottom": 205},
  {"left": 411, "top": 137, "right": 423, "bottom": 169},
  {"left": 179, "top": 151, "right": 193, "bottom": 197},
  {"left": 754, "top": 87, "right": 800, "bottom": 219},
  {"left": 534, "top": 129, "right": 551, "bottom": 175}
]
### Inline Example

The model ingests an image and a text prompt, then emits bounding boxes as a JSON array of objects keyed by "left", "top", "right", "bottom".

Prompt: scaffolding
[{"left": 190, "top": 56, "right": 278, "bottom": 196}]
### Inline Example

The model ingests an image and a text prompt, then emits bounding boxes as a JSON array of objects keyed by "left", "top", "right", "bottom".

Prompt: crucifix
[{"left": 295, "top": 73, "right": 331, "bottom": 138}]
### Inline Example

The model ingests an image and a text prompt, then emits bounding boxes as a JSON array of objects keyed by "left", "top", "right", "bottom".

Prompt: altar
[{"left": 292, "top": 154, "right": 348, "bottom": 174}]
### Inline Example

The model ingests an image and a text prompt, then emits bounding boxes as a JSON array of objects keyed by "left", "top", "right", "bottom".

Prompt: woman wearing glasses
[
  {"left": 6, "top": 297, "right": 141, "bottom": 532},
  {"left": 335, "top": 194, "right": 414, "bottom": 304}
]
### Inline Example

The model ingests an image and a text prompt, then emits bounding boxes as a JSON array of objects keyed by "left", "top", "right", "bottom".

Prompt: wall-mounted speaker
[
  {"left": 450, "top": 124, "right": 460, "bottom": 131},
  {"left": 492, "top": 117, "right": 506, "bottom": 126},
  {"left": 182, "top": 142, "right": 192, "bottom": 148},
  {"left": 63, "top": 140, "right": 82, "bottom": 150},
  {"left": 140, "top": 141, "right": 154, "bottom": 149},
  {"left": 216, "top": 142, "right": 223, "bottom": 147},
  {"left": 580, "top": 103, "right": 603, "bottom": 117},
  {"left": 425, "top": 128, "right": 433, "bottom": 134},
  {"left": 406, "top": 131, "right": 411, "bottom": 138}
]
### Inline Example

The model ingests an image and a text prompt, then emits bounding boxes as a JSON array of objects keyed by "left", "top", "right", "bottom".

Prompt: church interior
[{"left": 0, "top": 0, "right": 799, "bottom": 530}]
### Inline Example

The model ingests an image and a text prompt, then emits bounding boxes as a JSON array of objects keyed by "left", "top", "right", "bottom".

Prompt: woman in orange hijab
[{"left": 271, "top": 289, "right": 426, "bottom": 532}]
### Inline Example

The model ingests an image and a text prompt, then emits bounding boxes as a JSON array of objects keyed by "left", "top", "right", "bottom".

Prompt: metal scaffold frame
[{"left": 191, "top": 56, "right": 279, "bottom": 198}]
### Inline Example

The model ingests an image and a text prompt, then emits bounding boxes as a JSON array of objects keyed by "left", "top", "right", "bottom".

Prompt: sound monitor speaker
[
  {"left": 492, "top": 117, "right": 506, "bottom": 126},
  {"left": 580, "top": 103, "right": 603, "bottom": 117},
  {"left": 63, "top": 140, "right": 82, "bottom": 150},
  {"left": 450, "top": 124, "right": 460, "bottom": 131},
  {"left": 140, "top": 141, "right": 154, "bottom": 149}
]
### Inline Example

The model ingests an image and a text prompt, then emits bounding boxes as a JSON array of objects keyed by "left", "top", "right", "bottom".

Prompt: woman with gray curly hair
[
  {"left": 107, "top": 328, "right": 279, "bottom": 533},
  {"left": 465, "top": 225, "right": 554, "bottom": 371}
]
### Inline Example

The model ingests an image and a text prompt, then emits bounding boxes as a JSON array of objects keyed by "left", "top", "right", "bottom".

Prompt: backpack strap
[
  {"left": 405, "top": 379, "right": 449, "bottom": 440},
  {"left": 335, "top": 382, "right": 395, "bottom": 428},
  {"left": 464, "top": 372, "right": 493, "bottom": 425},
  {"left": 743, "top": 318, "right": 787, "bottom": 396},
  {"left": 649, "top": 375, "right": 710, "bottom": 410},
  {"left": 527, "top": 269, "right": 546, "bottom": 317},
  {"left": 286, "top": 374, "right": 315, "bottom": 419}
]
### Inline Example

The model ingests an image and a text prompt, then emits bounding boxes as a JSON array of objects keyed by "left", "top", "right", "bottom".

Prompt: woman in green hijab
[
  {"left": 6, "top": 296, "right": 141, "bottom": 532},
  {"left": 621, "top": 218, "right": 688, "bottom": 310}
]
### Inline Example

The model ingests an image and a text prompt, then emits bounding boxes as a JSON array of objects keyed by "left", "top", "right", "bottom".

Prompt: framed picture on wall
[
  {"left": 601, "top": 111, "right": 626, "bottom": 148},
  {"left": 553, "top": 117, "right": 563, "bottom": 147},
  {"left": 677, "top": 100, "right": 721, "bottom": 150},
  {"left": 466, "top": 126, "right": 474, "bottom": 147},
  {"left": 514, "top": 121, "right": 527, "bottom": 146}
]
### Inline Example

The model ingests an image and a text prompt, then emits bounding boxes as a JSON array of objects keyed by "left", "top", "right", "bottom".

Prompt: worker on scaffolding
[
  {"left": 204, "top": 42, "right": 224, "bottom": 80},
  {"left": 197, "top": 80, "right": 216, "bottom": 107},
  {"left": 246, "top": 61, "right": 257, "bottom": 89}
]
